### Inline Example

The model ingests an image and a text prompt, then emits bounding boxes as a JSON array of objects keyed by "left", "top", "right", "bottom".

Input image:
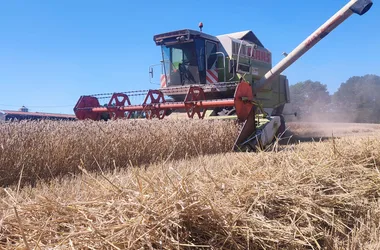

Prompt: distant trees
[
  {"left": 289, "top": 74, "right": 380, "bottom": 123},
  {"left": 289, "top": 80, "right": 331, "bottom": 118},
  {"left": 333, "top": 74, "right": 380, "bottom": 123}
]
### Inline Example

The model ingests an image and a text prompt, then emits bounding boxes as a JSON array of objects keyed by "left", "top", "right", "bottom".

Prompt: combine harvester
[{"left": 74, "top": 0, "right": 373, "bottom": 151}]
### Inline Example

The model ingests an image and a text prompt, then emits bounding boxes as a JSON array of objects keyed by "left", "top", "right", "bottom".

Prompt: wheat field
[
  {"left": 0, "top": 119, "right": 238, "bottom": 187},
  {"left": 1, "top": 119, "right": 380, "bottom": 249}
]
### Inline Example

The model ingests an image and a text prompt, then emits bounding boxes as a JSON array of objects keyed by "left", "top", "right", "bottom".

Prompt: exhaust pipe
[{"left": 255, "top": 0, "right": 373, "bottom": 92}]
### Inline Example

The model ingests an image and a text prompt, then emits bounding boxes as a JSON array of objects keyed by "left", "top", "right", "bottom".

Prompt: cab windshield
[
  {"left": 161, "top": 42, "right": 200, "bottom": 85},
  {"left": 162, "top": 43, "right": 197, "bottom": 73},
  {"left": 160, "top": 39, "right": 218, "bottom": 86}
]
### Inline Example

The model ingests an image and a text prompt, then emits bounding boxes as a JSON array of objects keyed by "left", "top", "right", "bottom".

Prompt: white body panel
[{"left": 257, "top": 116, "right": 281, "bottom": 146}]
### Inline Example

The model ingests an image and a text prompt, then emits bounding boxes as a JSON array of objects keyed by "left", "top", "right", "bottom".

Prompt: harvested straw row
[
  {"left": 0, "top": 119, "right": 238, "bottom": 187},
  {"left": 1, "top": 135, "right": 380, "bottom": 249}
]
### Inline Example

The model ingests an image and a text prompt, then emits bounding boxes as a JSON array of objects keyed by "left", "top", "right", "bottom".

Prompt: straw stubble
[{"left": 0, "top": 120, "right": 380, "bottom": 249}]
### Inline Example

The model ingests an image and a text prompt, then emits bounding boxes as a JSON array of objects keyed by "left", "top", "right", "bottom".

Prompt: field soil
[
  {"left": 280, "top": 122, "right": 380, "bottom": 146},
  {"left": 287, "top": 121, "right": 380, "bottom": 137},
  {"left": 1, "top": 120, "right": 380, "bottom": 249}
]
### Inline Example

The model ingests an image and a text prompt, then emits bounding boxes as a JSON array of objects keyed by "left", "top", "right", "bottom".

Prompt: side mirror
[
  {"left": 229, "top": 59, "right": 237, "bottom": 74},
  {"left": 149, "top": 67, "right": 154, "bottom": 78}
]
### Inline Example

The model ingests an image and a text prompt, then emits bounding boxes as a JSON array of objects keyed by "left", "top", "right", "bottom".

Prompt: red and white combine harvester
[{"left": 74, "top": 0, "right": 373, "bottom": 151}]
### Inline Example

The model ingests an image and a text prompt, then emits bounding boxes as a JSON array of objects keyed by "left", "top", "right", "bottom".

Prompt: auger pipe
[{"left": 254, "top": 0, "right": 373, "bottom": 92}]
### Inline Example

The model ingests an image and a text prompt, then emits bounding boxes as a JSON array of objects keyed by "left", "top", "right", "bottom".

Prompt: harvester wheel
[
  {"left": 142, "top": 90, "right": 166, "bottom": 119},
  {"left": 184, "top": 86, "right": 206, "bottom": 119},
  {"left": 107, "top": 93, "right": 132, "bottom": 119}
]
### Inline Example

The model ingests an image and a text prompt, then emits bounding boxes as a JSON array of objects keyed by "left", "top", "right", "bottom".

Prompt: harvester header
[{"left": 74, "top": 0, "right": 373, "bottom": 151}]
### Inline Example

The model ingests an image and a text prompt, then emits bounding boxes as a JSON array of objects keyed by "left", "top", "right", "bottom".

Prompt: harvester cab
[
  {"left": 151, "top": 27, "right": 220, "bottom": 88},
  {"left": 149, "top": 25, "right": 289, "bottom": 116},
  {"left": 74, "top": 0, "right": 373, "bottom": 152}
]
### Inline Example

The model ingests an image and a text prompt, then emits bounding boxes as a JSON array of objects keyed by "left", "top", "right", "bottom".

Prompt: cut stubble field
[{"left": 1, "top": 119, "right": 380, "bottom": 249}]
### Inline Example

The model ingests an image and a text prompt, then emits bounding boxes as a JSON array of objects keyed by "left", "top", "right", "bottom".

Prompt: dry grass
[
  {"left": 1, "top": 120, "right": 380, "bottom": 249},
  {"left": 0, "top": 119, "right": 238, "bottom": 187}
]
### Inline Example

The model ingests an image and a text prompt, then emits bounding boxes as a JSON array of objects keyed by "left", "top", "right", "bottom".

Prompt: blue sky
[{"left": 0, "top": 0, "right": 378, "bottom": 114}]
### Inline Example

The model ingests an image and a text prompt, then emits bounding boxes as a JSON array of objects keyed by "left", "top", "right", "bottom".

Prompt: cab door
[{"left": 205, "top": 41, "right": 218, "bottom": 84}]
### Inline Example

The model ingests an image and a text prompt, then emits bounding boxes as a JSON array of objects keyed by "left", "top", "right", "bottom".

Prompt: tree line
[{"left": 288, "top": 74, "right": 380, "bottom": 123}]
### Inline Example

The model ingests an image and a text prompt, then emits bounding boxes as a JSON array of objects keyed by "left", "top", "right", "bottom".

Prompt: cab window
[{"left": 206, "top": 41, "right": 217, "bottom": 69}]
